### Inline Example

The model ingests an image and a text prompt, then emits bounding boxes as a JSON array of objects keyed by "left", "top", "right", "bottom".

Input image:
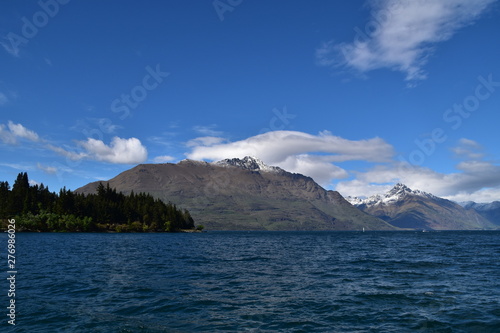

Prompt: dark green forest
[{"left": 0, "top": 172, "right": 197, "bottom": 232}]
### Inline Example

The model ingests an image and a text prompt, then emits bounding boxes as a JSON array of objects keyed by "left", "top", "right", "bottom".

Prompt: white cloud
[
  {"left": 451, "top": 138, "right": 485, "bottom": 160},
  {"left": 336, "top": 139, "right": 500, "bottom": 203},
  {"left": 317, "top": 0, "right": 496, "bottom": 84},
  {"left": 37, "top": 163, "right": 58, "bottom": 174},
  {"left": 186, "top": 130, "right": 394, "bottom": 186},
  {"left": 193, "top": 125, "right": 223, "bottom": 136},
  {"left": 7, "top": 121, "right": 40, "bottom": 142},
  {"left": 0, "top": 120, "right": 148, "bottom": 166},
  {"left": 0, "top": 121, "right": 40, "bottom": 144},
  {"left": 336, "top": 162, "right": 442, "bottom": 198},
  {"left": 45, "top": 144, "right": 87, "bottom": 161},
  {"left": 0, "top": 124, "right": 17, "bottom": 144},
  {"left": 0, "top": 92, "right": 8, "bottom": 106},
  {"left": 445, "top": 188, "right": 500, "bottom": 204},
  {"left": 183, "top": 133, "right": 500, "bottom": 203},
  {"left": 187, "top": 131, "right": 394, "bottom": 163},
  {"left": 335, "top": 178, "right": 395, "bottom": 199},
  {"left": 279, "top": 154, "right": 349, "bottom": 185},
  {"left": 186, "top": 136, "right": 228, "bottom": 147},
  {"left": 153, "top": 155, "right": 176, "bottom": 163},
  {"left": 0, "top": 162, "right": 35, "bottom": 171},
  {"left": 29, "top": 179, "right": 41, "bottom": 186},
  {"left": 78, "top": 137, "right": 148, "bottom": 164}
]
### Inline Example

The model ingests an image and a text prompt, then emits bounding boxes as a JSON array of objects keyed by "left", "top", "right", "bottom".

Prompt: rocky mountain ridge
[
  {"left": 347, "top": 183, "right": 437, "bottom": 207},
  {"left": 212, "top": 156, "right": 284, "bottom": 173},
  {"left": 76, "top": 157, "right": 396, "bottom": 231}
]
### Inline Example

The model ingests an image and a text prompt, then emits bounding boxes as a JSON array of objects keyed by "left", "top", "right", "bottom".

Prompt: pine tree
[
  {"left": 12, "top": 172, "right": 29, "bottom": 214},
  {"left": 0, "top": 181, "right": 11, "bottom": 218}
]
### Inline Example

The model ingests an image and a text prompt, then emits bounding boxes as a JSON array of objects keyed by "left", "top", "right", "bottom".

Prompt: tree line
[{"left": 0, "top": 172, "right": 197, "bottom": 232}]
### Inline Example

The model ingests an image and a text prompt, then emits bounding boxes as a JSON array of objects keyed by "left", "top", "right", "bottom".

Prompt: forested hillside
[{"left": 0, "top": 172, "right": 195, "bottom": 232}]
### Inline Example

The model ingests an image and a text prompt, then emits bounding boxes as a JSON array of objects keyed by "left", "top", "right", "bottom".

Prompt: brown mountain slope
[
  {"left": 76, "top": 157, "right": 396, "bottom": 231},
  {"left": 350, "top": 184, "right": 496, "bottom": 230}
]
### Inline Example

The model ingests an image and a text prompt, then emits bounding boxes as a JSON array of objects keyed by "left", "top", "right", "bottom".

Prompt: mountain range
[
  {"left": 459, "top": 201, "right": 500, "bottom": 227},
  {"left": 347, "top": 184, "right": 498, "bottom": 230},
  {"left": 76, "top": 156, "right": 395, "bottom": 231},
  {"left": 76, "top": 157, "right": 500, "bottom": 231}
]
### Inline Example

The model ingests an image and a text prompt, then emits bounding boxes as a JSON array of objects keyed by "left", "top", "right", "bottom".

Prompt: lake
[{"left": 4, "top": 231, "right": 500, "bottom": 332}]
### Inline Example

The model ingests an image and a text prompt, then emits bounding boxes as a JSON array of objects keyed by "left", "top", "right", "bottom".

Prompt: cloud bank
[
  {"left": 336, "top": 139, "right": 500, "bottom": 203},
  {"left": 3, "top": 120, "right": 498, "bottom": 202},
  {"left": 316, "top": 0, "right": 496, "bottom": 84},
  {"left": 186, "top": 130, "right": 394, "bottom": 185},
  {"left": 187, "top": 130, "right": 394, "bottom": 162},
  {"left": 186, "top": 132, "right": 500, "bottom": 202}
]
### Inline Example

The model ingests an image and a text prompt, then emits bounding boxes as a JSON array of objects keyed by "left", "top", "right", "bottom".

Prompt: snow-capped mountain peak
[
  {"left": 345, "top": 196, "right": 364, "bottom": 206},
  {"left": 348, "top": 183, "right": 436, "bottom": 207},
  {"left": 387, "top": 183, "right": 411, "bottom": 197},
  {"left": 213, "top": 156, "right": 283, "bottom": 173}
]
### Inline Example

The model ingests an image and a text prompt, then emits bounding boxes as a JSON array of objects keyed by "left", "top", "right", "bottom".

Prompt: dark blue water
[{"left": 3, "top": 231, "right": 500, "bottom": 332}]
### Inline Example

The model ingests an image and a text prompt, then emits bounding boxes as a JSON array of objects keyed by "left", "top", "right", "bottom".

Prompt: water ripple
[{"left": 7, "top": 231, "right": 500, "bottom": 332}]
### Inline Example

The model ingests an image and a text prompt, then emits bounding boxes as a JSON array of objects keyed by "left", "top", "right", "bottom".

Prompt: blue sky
[{"left": 1, "top": 0, "right": 500, "bottom": 202}]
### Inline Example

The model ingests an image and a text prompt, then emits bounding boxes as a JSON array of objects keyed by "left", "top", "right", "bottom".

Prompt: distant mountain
[
  {"left": 459, "top": 201, "right": 500, "bottom": 226},
  {"left": 347, "top": 183, "right": 496, "bottom": 230},
  {"left": 76, "top": 156, "right": 396, "bottom": 231}
]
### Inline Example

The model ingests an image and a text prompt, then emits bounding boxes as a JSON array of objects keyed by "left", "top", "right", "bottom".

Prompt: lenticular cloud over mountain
[
  {"left": 186, "top": 130, "right": 395, "bottom": 186},
  {"left": 185, "top": 130, "right": 500, "bottom": 203},
  {"left": 187, "top": 131, "right": 394, "bottom": 163}
]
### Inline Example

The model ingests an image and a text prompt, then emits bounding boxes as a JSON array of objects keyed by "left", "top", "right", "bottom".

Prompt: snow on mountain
[
  {"left": 459, "top": 201, "right": 500, "bottom": 212},
  {"left": 346, "top": 196, "right": 365, "bottom": 206},
  {"left": 457, "top": 201, "right": 475, "bottom": 208},
  {"left": 213, "top": 156, "right": 283, "bottom": 173},
  {"left": 349, "top": 183, "right": 497, "bottom": 230},
  {"left": 348, "top": 183, "right": 437, "bottom": 207}
]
